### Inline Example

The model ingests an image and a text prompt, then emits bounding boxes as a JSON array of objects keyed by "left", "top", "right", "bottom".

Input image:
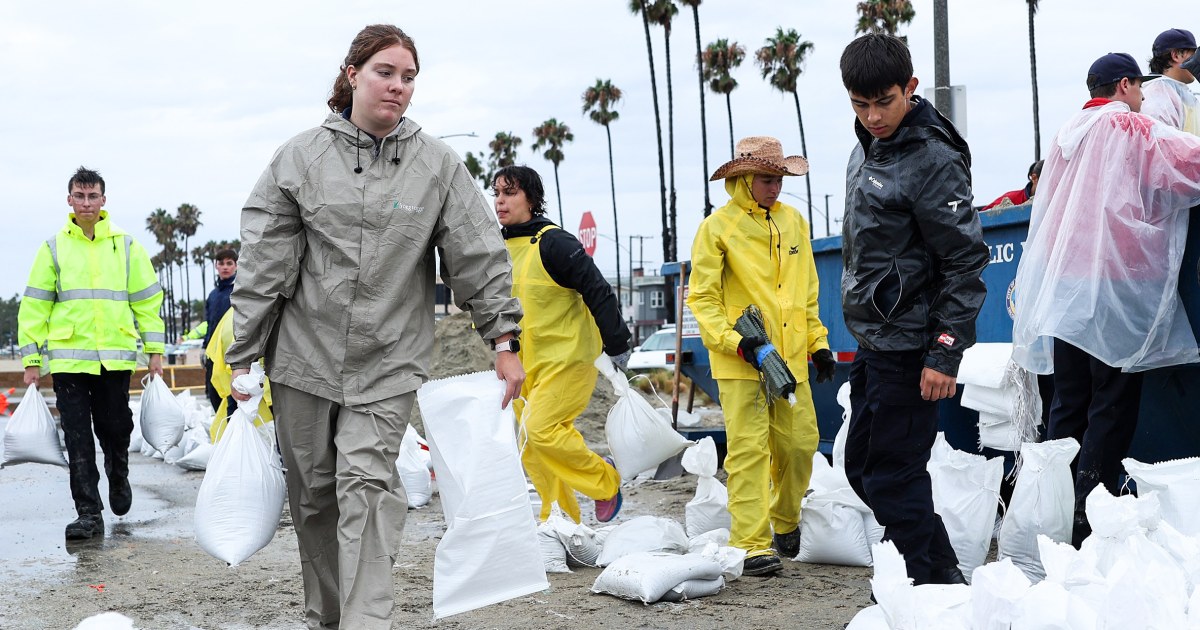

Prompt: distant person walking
[
  {"left": 18, "top": 166, "right": 165, "bottom": 540},
  {"left": 494, "top": 165, "right": 630, "bottom": 525},
  {"left": 225, "top": 24, "right": 524, "bottom": 630}
]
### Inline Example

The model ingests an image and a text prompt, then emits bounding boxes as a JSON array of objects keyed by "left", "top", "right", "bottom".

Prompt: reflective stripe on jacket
[
  {"left": 506, "top": 224, "right": 603, "bottom": 373},
  {"left": 18, "top": 212, "right": 165, "bottom": 374},
  {"left": 688, "top": 175, "right": 829, "bottom": 381},
  {"left": 226, "top": 113, "right": 522, "bottom": 406}
]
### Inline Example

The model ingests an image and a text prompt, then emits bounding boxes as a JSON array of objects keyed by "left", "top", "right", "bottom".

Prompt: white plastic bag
[
  {"left": 595, "top": 515, "right": 690, "bottom": 566},
  {"left": 596, "top": 355, "right": 691, "bottom": 479},
  {"left": 833, "top": 382, "right": 852, "bottom": 470},
  {"left": 796, "top": 491, "right": 873, "bottom": 566},
  {"left": 969, "top": 558, "right": 1031, "bottom": 630},
  {"left": 591, "top": 551, "right": 723, "bottom": 603},
  {"left": 127, "top": 400, "right": 144, "bottom": 453},
  {"left": 139, "top": 374, "right": 185, "bottom": 454},
  {"left": 1122, "top": 456, "right": 1200, "bottom": 536},
  {"left": 2, "top": 386, "right": 67, "bottom": 467},
  {"left": 698, "top": 540, "right": 746, "bottom": 581},
  {"left": 658, "top": 575, "right": 725, "bottom": 601},
  {"left": 998, "top": 438, "right": 1080, "bottom": 581},
  {"left": 396, "top": 424, "right": 433, "bottom": 508},
  {"left": 870, "top": 540, "right": 973, "bottom": 629},
  {"left": 681, "top": 437, "right": 731, "bottom": 537},
  {"left": 194, "top": 366, "right": 286, "bottom": 566},
  {"left": 928, "top": 435, "right": 1004, "bottom": 581},
  {"left": 536, "top": 523, "right": 570, "bottom": 574},
  {"left": 417, "top": 371, "right": 548, "bottom": 619}
]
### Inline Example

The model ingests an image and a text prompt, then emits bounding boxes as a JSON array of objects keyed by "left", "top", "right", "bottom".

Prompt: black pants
[
  {"left": 204, "top": 358, "right": 237, "bottom": 416},
  {"left": 845, "top": 348, "right": 958, "bottom": 584},
  {"left": 1048, "top": 338, "right": 1144, "bottom": 543},
  {"left": 52, "top": 369, "right": 133, "bottom": 517}
]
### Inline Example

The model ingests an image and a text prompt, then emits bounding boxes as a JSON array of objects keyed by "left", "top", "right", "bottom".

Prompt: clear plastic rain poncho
[
  {"left": 1012, "top": 100, "right": 1200, "bottom": 373},
  {"left": 1142, "top": 76, "right": 1200, "bottom": 135}
]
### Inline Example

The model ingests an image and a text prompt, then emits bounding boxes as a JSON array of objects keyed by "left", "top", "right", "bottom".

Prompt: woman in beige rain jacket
[{"left": 226, "top": 25, "right": 524, "bottom": 630}]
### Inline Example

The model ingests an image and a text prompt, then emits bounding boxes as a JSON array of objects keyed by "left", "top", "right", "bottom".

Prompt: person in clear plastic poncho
[{"left": 1011, "top": 52, "right": 1200, "bottom": 546}]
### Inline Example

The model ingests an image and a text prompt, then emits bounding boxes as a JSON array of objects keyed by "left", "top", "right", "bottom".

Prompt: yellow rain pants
[
  {"left": 507, "top": 225, "right": 619, "bottom": 522},
  {"left": 718, "top": 378, "right": 819, "bottom": 557}
]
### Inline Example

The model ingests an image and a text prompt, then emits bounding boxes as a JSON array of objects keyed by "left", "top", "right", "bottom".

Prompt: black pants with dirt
[
  {"left": 1048, "top": 338, "right": 1144, "bottom": 545},
  {"left": 52, "top": 369, "right": 133, "bottom": 516},
  {"left": 845, "top": 348, "right": 958, "bottom": 585}
]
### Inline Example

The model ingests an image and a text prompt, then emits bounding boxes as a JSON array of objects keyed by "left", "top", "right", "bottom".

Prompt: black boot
[
  {"left": 929, "top": 564, "right": 967, "bottom": 585},
  {"left": 772, "top": 528, "right": 802, "bottom": 559},
  {"left": 65, "top": 514, "right": 105, "bottom": 540},
  {"left": 106, "top": 450, "right": 131, "bottom": 516}
]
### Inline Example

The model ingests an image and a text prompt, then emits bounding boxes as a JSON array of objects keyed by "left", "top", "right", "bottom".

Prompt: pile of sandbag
[
  {"left": 848, "top": 456, "right": 1200, "bottom": 629},
  {"left": 956, "top": 343, "right": 1040, "bottom": 452}
]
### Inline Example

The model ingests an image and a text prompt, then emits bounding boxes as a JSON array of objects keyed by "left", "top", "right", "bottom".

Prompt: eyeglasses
[{"left": 71, "top": 193, "right": 103, "bottom": 202}]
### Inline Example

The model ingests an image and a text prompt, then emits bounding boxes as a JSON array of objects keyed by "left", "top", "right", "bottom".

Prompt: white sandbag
[
  {"left": 1122, "top": 456, "right": 1200, "bottom": 536},
  {"left": 833, "top": 382, "right": 852, "bottom": 470},
  {"left": 595, "top": 515, "right": 689, "bottom": 567},
  {"left": 1135, "top": 492, "right": 1200, "bottom": 590},
  {"left": 174, "top": 442, "right": 212, "bottom": 471},
  {"left": 596, "top": 354, "right": 691, "bottom": 479},
  {"left": 2, "top": 386, "right": 67, "bottom": 467},
  {"left": 960, "top": 384, "right": 1012, "bottom": 416},
  {"left": 1188, "top": 586, "right": 1200, "bottom": 629},
  {"left": 162, "top": 443, "right": 185, "bottom": 465},
  {"left": 698, "top": 540, "right": 746, "bottom": 581},
  {"left": 658, "top": 575, "right": 725, "bottom": 601},
  {"left": 681, "top": 437, "right": 731, "bottom": 537},
  {"left": 998, "top": 438, "right": 1080, "bottom": 581},
  {"left": 542, "top": 507, "right": 603, "bottom": 568},
  {"left": 127, "top": 401, "right": 144, "bottom": 452},
  {"left": 970, "top": 558, "right": 1031, "bottom": 630},
  {"left": 417, "top": 371, "right": 548, "bottom": 619},
  {"left": 864, "top": 512, "right": 886, "bottom": 548},
  {"left": 536, "top": 524, "right": 570, "bottom": 574},
  {"left": 796, "top": 489, "right": 873, "bottom": 567},
  {"left": 194, "top": 366, "right": 286, "bottom": 566},
  {"left": 870, "top": 540, "right": 973, "bottom": 629},
  {"left": 1011, "top": 581, "right": 1100, "bottom": 630},
  {"left": 73, "top": 611, "right": 136, "bottom": 630},
  {"left": 139, "top": 374, "right": 185, "bottom": 453},
  {"left": 956, "top": 343, "right": 1012, "bottom": 388},
  {"left": 846, "top": 605, "right": 890, "bottom": 630},
  {"left": 590, "top": 551, "right": 724, "bottom": 604},
  {"left": 397, "top": 424, "right": 433, "bottom": 508},
  {"left": 977, "top": 412, "right": 1022, "bottom": 452},
  {"left": 687, "top": 528, "right": 730, "bottom": 553},
  {"left": 928, "top": 435, "right": 1004, "bottom": 581}
]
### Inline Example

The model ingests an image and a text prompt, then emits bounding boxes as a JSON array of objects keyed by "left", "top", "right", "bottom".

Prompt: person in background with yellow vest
[
  {"left": 688, "top": 137, "right": 835, "bottom": 576},
  {"left": 18, "top": 166, "right": 165, "bottom": 541},
  {"left": 494, "top": 165, "right": 630, "bottom": 524}
]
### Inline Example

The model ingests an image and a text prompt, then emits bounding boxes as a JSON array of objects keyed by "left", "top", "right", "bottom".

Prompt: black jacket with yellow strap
[
  {"left": 502, "top": 217, "right": 631, "bottom": 357},
  {"left": 842, "top": 96, "right": 989, "bottom": 377}
]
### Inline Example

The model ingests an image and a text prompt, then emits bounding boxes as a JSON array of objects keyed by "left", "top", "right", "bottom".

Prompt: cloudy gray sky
[{"left": 0, "top": 0, "right": 1189, "bottom": 300}]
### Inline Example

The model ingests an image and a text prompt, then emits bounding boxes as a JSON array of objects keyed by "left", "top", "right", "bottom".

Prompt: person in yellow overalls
[
  {"left": 688, "top": 137, "right": 836, "bottom": 576},
  {"left": 494, "top": 165, "right": 631, "bottom": 524},
  {"left": 205, "top": 308, "right": 273, "bottom": 443}
]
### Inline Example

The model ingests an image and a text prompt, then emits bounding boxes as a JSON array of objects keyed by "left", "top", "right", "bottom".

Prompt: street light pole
[
  {"left": 824, "top": 194, "right": 832, "bottom": 237},
  {"left": 436, "top": 132, "right": 478, "bottom": 140}
]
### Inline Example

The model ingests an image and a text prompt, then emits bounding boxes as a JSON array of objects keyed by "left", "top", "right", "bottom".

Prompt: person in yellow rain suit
[
  {"left": 205, "top": 309, "right": 272, "bottom": 442},
  {"left": 688, "top": 137, "right": 836, "bottom": 576},
  {"left": 494, "top": 165, "right": 632, "bottom": 524}
]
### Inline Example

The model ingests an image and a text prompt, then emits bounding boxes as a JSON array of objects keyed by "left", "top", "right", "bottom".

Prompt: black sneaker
[
  {"left": 773, "top": 528, "right": 802, "bottom": 559},
  {"left": 930, "top": 565, "right": 967, "bottom": 585},
  {"left": 110, "top": 476, "right": 132, "bottom": 516},
  {"left": 743, "top": 553, "right": 783, "bottom": 577},
  {"left": 65, "top": 514, "right": 104, "bottom": 540}
]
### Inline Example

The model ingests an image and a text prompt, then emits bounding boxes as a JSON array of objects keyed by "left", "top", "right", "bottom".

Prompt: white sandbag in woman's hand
[{"left": 2, "top": 386, "right": 67, "bottom": 467}]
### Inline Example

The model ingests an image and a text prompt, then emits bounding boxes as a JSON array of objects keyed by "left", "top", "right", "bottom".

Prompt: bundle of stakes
[{"left": 733, "top": 305, "right": 798, "bottom": 405}]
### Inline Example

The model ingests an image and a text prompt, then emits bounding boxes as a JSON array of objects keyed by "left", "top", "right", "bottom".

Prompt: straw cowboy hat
[{"left": 710, "top": 136, "right": 809, "bottom": 181}]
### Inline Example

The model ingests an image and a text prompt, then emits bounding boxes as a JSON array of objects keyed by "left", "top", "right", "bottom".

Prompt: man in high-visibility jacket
[
  {"left": 688, "top": 137, "right": 836, "bottom": 577},
  {"left": 18, "top": 167, "right": 165, "bottom": 541}
]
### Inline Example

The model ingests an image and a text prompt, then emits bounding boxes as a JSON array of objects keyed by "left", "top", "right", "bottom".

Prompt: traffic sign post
[{"left": 578, "top": 212, "right": 597, "bottom": 257}]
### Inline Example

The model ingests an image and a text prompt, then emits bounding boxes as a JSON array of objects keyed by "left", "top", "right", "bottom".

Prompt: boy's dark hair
[
  {"left": 214, "top": 248, "right": 238, "bottom": 263},
  {"left": 1028, "top": 160, "right": 1044, "bottom": 178},
  {"left": 1148, "top": 49, "right": 1175, "bottom": 75},
  {"left": 1088, "top": 77, "right": 1121, "bottom": 99},
  {"left": 840, "top": 33, "right": 913, "bottom": 98},
  {"left": 68, "top": 166, "right": 105, "bottom": 194},
  {"left": 493, "top": 165, "right": 547, "bottom": 216}
]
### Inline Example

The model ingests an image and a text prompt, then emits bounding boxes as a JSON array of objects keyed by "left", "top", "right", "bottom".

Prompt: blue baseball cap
[
  {"left": 1086, "top": 53, "right": 1156, "bottom": 91},
  {"left": 1153, "top": 28, "right": 1197, "bottom": 55}
]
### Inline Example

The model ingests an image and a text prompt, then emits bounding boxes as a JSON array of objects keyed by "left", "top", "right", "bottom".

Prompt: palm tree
[
  {"left": 701, "top": 39, "right": 745, "bottom": 159},
  {"left": 757, "top": 28, "right": 816, "bottom": 238},
  {"left": 648, "top": 0, "right": 680, "bottom": 261},
  {"left": 146, "top": 208, "right": 178, "bottom": 338},
  {"left": 629, "top": 0, "right": 670, "bottom": 265},
  {"left": 531, "top": 118, "right": 575, "bottom": 226},
  {"left": 855, "top": 0, "right": 916, "bottom": 41},
  {"left": 1027, "top": 0, "right": 1042, "bottom": 161},
  {"left": 463, "top": 152, "right": 487, "bottom": 187},
  {"left": 191, "top": 245, "right": 209, "bottom": 292},
  {"left": 582, "top": 79, "right": 624, "bottom": 307},
  {"left": 486, "top": 131, "right": 522, "bottom": 183},
  {"left": 174, "top": 203, "right": 201, "bottom": 330},
  {"left": 679, "top": 0, "right": 712, "bottom": 217}
]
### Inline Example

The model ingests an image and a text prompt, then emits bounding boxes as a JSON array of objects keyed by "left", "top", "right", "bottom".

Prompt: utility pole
[
  {"left": 824, "top": 194, "right": 832, "bottom": 237},
  {"left": 628, "top": 234, "right": 653, "bottom": 344},
  {"left": 933, "top": 0, "right": 951, "bottom": 118}
]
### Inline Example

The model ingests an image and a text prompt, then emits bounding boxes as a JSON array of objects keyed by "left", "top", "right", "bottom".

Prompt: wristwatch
[{"left": 494, "top": 338, "right": 521, "bottom": 353}]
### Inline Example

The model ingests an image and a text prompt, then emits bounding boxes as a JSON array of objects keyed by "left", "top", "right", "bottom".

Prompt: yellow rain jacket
[
  {"left": 206, "top": 309, "right": 273, "bottom": 442},
  {"left": 688, "top": 176, "right": 829, "bottom": 380},
  {"left": 18, "top": 211, "right": 165, "bottom": 374}
]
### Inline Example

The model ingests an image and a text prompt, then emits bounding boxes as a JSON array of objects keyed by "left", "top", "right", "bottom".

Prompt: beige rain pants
[{"left": 272, "top": 382, "right": 412, "bottom": 630}]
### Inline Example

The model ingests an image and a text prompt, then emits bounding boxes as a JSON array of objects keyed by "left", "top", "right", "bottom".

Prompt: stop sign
[{"left": 578, "top": 211, "right": 598, "bottom": 257}]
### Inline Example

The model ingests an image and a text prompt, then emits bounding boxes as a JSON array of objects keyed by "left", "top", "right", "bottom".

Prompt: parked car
[{"left": 627, "top": 327, "right": 677, "bottom": 371}]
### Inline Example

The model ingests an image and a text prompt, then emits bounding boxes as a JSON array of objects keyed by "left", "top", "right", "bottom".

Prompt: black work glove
[
  {"left": 737, "top": 335, "right": 768, "bottom": 369},
  {"left": 812, "top": 349, "right": 836, "bottom": 383}
]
